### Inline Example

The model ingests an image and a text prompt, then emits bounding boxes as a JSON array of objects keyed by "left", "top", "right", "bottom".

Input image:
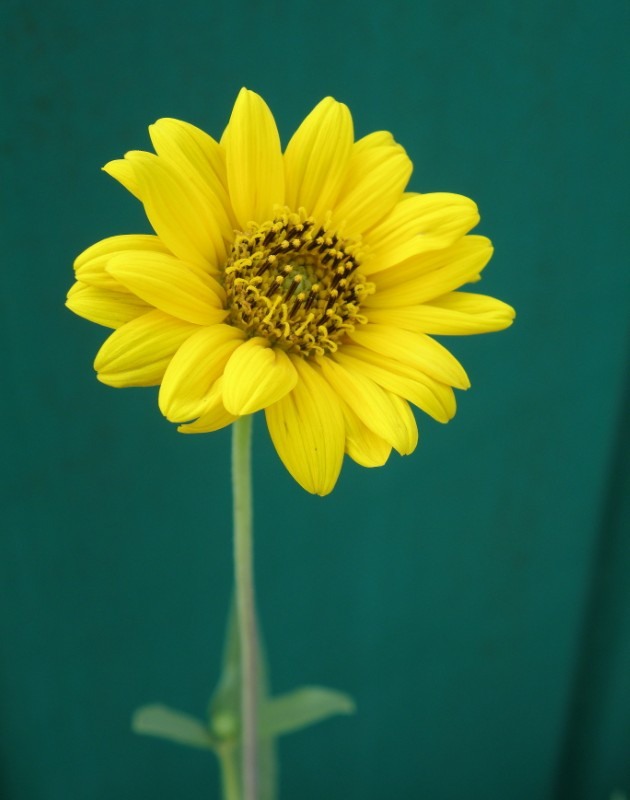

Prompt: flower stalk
[
  {"left": 218, "top": 744, "right": 241, "bottom": 800},
  {"left": 231, "top": 414, "right": 258, "bottom": 799}
]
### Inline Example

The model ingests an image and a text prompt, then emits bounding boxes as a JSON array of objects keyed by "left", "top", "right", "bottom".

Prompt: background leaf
[
  {"left": 261, "top": 686, "right": 356, "bottom": 738},
  {"left": 132, "top": 704, "right": 216, "bottom": 750}
]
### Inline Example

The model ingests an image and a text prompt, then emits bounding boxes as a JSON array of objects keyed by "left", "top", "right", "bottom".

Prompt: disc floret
[{"left": 224, "top": 210, "right": 373, "bottom": 357}]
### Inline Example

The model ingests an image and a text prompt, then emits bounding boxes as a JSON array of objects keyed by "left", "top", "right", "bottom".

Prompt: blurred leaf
[
  {"left": 261, "top": 686, "right": 356, "bottom": 738},
  {"left": 132, "top": 704, "right": 215, "bottom": 750}
]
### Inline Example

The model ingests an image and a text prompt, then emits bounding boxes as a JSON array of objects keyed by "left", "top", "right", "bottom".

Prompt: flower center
[{"left": 223, "top": 210, "right": 373, "bottom": 357}]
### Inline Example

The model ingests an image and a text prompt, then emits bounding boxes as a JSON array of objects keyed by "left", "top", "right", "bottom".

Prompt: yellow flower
[{"left": 67, "top": 88, "right": 514, "bottom": 495}]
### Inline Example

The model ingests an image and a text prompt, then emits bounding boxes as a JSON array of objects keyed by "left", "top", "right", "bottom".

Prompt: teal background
[{"left": 1, "top": 0, "right": 628, "bottom": 798}]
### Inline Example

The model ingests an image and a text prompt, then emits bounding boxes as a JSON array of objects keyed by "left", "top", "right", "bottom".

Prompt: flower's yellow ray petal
[
  {"left": 388, "top": 394, "right": 418, "bottom": 453},
  {"left": 284, "top": 97, "right": 353, "bottom": 219},
  {"left": 158, "top": 325, "right": 246, "bottom": 423},
  {"left": 94, "top": 310, "right": 200, "bottom": 388},
  {"left": 334, "top": 346, "right": 456, "bottom": 423},
  {"left": 107, "top": 251, "right": 227, "bottom": 326},
  {"left": 365, "top": 193, "right": 480, "bottom": 274},
  {"left": 371, "top": 235, "right": 491, "bottom": 289},
  {"left": 149, "top": 118, "right": 235, "bottom": 219},
  {"left": 427, "top": 291, "right": 516, "bottom": 324},
  {"left": 150, "top": 119, "right": 229, "bottom": 192},
  {"left": 102, "top": 156, "right": 142, "bottom": 199},
  {"left": 353, "top": 131, "right": 395, "bottom": 153},
  {"left": 222, "top": 338, "right": 298, "bottom": 416},
  {"left": 265, "top": 356, "right": 345, "bottom": 496},
  {"left": 366, "top": 292, "right": 515, "bottom": 335},
  {"left": 75, "top": 258, "right": 132, "bottom": 293},
  {"left": 222, "top": 88, "right": 285, "bottom": 228},
  {"left": 74, "top": 235, "right": 170, "bottom": 291},
  {"left": 74, "top": 234, "right": 169, "bottom": 270},
  {"left": 365, "top": 236, "right": 493, "bottom": 307},
  {"left": 318, "top": 356, "right": 416, "bottom": 455},
  {"left": 177, "top": 378, "right": 237, "bottom": 434},
  {"left": 348, "top": 324, "right": 470, "bottom": 389},
  {"left": 123, "top": 151, "right": 224, "bottom": 269},
  {"left": 333, "top": 134, "right": 412, "bottom": 237},
  {"left": 149, "top": 119, "right": 236, "bottom": 244},
  {"left": 66, "top": 282, "right": 151, "bottom": 329},
  {"left": 339, "top": 400, "right": 392, "bottom": 467}
]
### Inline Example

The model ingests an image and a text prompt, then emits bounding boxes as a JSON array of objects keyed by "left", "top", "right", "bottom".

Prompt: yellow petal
[
  {"left": 222, "top": 88, "right": 285, "bottom": 227},
  {"left": 102, "top": 156, "right": 142, "bottom": 199},
  {"left": 348, "top": 324, "right": 470, "bottom": 389},
  {"left": 334, "top": 346, "right": 456, "bottom": 423},
  {"left": 74, "top": 234, "right": 170, "bottom": 291},
  {"left": 339, "top": 400, "right": 392, "bottom": 467},
  {"left": 177, "top": 378, "right": 237, "bottom": 434},
  {"left": 284, "top": 97, "right": 353, "bottom": 219},
  {"left": 353, "top": 131, "right": 395, "bottom": 153},
  {"left": 124, "top": 151, "right": 224, "bottom": 269},
  {"left": 366, "top": 236, "right": 493, "bottom": 307},
  {"left": 333, "top": 134, "right": 412, "bottom": 236},
  {"left": 222, "top": 338, "right": 298, "bottom": 415},
  {"left": 366, "top": 292, "right": 515, "bottom": 335},
  {"left": 149, "top": 117, "right": 236, "bottom": 228},
  {"left": 149, "top": 118, "right": 236, "bottom": 246},
  {"left": 365, "top": 193, "right": 480, "bottom": 274},
  {"left": 74, "top": 234, "right": 169, "bottom": 270},
  {"left": 66, "top": 282, "right": 151, "bottom": 329},
  {"left": 94, "top": 310, "right": 200, "bottom": 387},
  {"left": 318, "top": 356, "right": 416, "bottom": 455},
  {"left": 158, "top": 325, "right": 246, "bottom": 422},
  {"left": 265, "top": 357, "right": 345, "bottom": 495},
  {"left": 107, "top": 251, "right": 227, "bottom": 326},
  {"left": 387, "top": 394, "right": 418, "bottom": 453}
]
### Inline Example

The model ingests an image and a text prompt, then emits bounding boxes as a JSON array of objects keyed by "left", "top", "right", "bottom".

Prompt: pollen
[{"left": 223, "top": 210, "right": 374, "bottom": 357}]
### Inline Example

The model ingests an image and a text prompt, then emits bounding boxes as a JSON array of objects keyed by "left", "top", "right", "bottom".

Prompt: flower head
[{"left": 67, "top": 89, "right": 514, "bottom": 495}]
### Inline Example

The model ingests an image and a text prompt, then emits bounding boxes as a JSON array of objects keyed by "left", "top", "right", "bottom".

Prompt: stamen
[
  {"left": 290, "top": 291, "right": 306, "bottom": 316},
  {"left": 321, "top": 250, "right": 335, "bottom": 265},
  {"left": 284, "top": 275, "right": 302, "bottom": 304},
  {"left": 330, "top": 266, "right": 346, "bottom": 289},
  {"left": 303, "top": 284, "right": 320, "bottom": 312},
  {"left": 255, "top": 259, "right": 270, "bottom": 276},
  {"left": 265, "top": 275, "right": 284, "bottom": 297}
]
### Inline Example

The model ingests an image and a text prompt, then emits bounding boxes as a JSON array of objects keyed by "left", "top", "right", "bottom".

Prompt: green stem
[
  {"left": 218, "top": 745, "right": 241, "bottom": 800},
  {"left": 231, "top": 415, "right": 258, "bottom": 800}
]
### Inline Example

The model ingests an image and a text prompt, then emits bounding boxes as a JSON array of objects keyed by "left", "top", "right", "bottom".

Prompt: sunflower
[{"left": 67, "top": 88, "right": 514, "bottom": 495}]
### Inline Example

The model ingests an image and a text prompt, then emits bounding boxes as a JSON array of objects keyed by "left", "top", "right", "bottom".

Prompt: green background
[{"left": 1, "top": 0, "right": 628, "bottom": 798}]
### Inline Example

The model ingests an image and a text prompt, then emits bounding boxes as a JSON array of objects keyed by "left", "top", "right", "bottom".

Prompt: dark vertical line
[{"left": 552, "top": 358, "right": 630, "bottom": 799}]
